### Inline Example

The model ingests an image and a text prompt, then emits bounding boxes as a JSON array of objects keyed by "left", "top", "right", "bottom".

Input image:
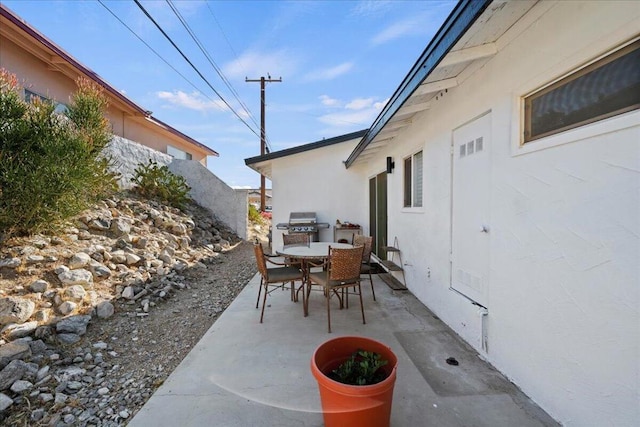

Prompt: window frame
[
  {"left": 23, "top": 89, "right": 68, "bottom": 114},
  {"left": 167, "top": 145, "right": 193, "bottom": 160},
  {"left": 403, "top": 150, "right": 423, "bottom": 209},
  {"left": 523, "top": 39, "right": 640, "bottom": 144}
]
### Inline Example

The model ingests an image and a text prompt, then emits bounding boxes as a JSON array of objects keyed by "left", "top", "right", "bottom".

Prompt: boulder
[
  {"left": 56, "top": 315, "right": 91, "bottom": 336},
  {"left": 0, "top": 297, "right": 35, "bottom": 324},
  {"left": 68, "top": 252, "right": 91, "bottom": 269},
  {"left": 1, "top": 321, "right": 38, "bottom": 340},
  {"left": 0, "top": 341, "right": 31, "bottom": 369},
  {"left": 58, "top": 269, "right": 93, "bottom": 288},
  {"left": 0, "top": 359, "right": 28, "bottom": 390}
]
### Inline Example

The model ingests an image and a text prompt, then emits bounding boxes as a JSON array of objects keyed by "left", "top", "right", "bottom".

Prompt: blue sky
[{"left": 3, "top": 0, "right": 456, "bottom": 188}]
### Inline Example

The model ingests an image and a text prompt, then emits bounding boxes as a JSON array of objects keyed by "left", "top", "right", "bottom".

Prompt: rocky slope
[{"left": 0, "top": 193, "right": 267, "bottom": 426}]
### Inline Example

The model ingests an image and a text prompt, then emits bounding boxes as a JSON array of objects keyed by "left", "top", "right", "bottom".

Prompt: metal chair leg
[
  {"left": 369, "top": 270, "right": 376, "bottom": 301},
  {"left": 260, "top": 282, "right": 269, "bottom": 323},
  {"left": 256, "top": 278, "right": 263, "bottom": 309},
  {"left": 326, "top": 287, "right": 332, "bottom": 333}
]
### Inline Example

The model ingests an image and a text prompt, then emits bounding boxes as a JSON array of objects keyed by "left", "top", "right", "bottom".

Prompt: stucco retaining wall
[
  {"left": 169, "top": 159, "right": 248, "bottom": 240},
  {"left": 104, "top": 136, "right": 247, "bottom": 239}
]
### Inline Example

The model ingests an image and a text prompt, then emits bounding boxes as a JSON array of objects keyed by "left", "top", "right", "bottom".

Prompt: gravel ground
[{"left": 1, "top": 202, "right": 268, "bottom": 426}]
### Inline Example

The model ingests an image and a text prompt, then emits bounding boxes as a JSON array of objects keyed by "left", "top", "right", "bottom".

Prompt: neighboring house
[
  {"left": 0, "top": 4, "right": 218, "bottom": 165},
  {"left": 246, "top": 1, "right": 640, "bottom": 426},
  {"left": 1, "top": 5, "right": 249, "bottom": 239},
  {"left": 247, "top": 189, "right": 272, "bottom": 208}
]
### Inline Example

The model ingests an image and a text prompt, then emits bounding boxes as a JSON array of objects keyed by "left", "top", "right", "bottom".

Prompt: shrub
[
  {"left": 130, "top": 160, "right": 191, "bottom": 209},
  {"left": 0, "top": 69, "right": 117, "bottom": 237},
  {"left": 248, "top": 204, "right": 264, "bottom": 224}
]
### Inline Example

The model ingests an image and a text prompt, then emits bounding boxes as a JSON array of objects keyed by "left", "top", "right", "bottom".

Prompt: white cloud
[
  {"left": 223, "top": 50, "right": 297, "bottom": 80},
  {"left": 303, "top": 62, "right": 354, "bottom": 82},
  {"left": 345, "top": 97, "right": 375, "bottom": 110},
  {"left": 318, "top": 97, "right": 388, "bottom": 128},
  {"left": 371, "top": 18, "right": 424, "bottom": 45},
  {"left": 319, "top": 95, "right": 341, "bottom": 107},
  {"left": 156, "top": 90, "right": 227, "bottom": 112}
]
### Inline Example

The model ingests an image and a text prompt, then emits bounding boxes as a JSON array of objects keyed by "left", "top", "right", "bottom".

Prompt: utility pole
[{"left": 246, "top": 75, "right": 281, "bottom": 212}]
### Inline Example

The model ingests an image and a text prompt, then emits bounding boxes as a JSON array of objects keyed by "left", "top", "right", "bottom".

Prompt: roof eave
[{"left": 344, "top": 0, "right": 492, "bottom": 168}]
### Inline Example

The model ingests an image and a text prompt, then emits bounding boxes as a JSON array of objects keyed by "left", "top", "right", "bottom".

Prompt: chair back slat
[
  {"left": 253, "top": 243, "right": 268, "bottom": 278},
  {"left": 283, "top": 233, "right": 310, "bottom": 248},
  {"left": 329, "top": 246, "right": 364, "bottom": 282},
  {"left": 353, "top": 235, "right": 373, "bottom": 263}
]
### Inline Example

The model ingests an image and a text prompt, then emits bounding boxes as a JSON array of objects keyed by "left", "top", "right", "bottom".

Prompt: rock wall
[
  {"left": 103, "top": 137, "right": 247, "bottom": 239},
  {"left": 103, "top": 136, "right": 172, "bottom": 190}
]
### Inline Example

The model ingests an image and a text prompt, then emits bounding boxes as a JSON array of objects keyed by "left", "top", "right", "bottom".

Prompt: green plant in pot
[
  {"left": 329, "top": 349, "right": 389, "bottom": 385},
  {"left": 311, "top": 336, "right": 398, "bottom": 427}
]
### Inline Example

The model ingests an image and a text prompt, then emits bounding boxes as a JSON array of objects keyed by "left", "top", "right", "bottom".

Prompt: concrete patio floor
[{"left": 129, "top": 268, "right": 559, "bottom": 427}]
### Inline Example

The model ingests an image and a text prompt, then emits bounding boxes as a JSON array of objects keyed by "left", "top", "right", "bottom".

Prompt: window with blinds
[
  {"left": 403, "top": 150, "right": 423, "bottom": 208},
  {"left": 524, "top": 39, "right": 639, "bottom": 143}
]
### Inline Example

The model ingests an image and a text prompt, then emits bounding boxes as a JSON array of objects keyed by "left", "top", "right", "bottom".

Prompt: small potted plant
[{"left": 310, "top": 336, "right": 398, "bottom": 427}]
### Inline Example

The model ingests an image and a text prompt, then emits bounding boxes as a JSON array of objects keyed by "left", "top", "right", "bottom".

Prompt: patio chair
[
  {"left": 283, "top": 233, "right": 317, "bottom": 301},
  {"left": 283, "top": 233, "right": 310, "bottom": 247},
  {"left": 254, "top": 243, "right": 304, "bottom": 323},
  {"left": 353, "top": 235, "right": 376, "bottom": 301},
  {"left": 307, "top": 245, "right": 365, "bottom": 333}
]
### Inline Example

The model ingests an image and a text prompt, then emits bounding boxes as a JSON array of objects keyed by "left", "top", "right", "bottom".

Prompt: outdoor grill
[{"left": 275, "top": 211, "right": 330, "bottom": 242}]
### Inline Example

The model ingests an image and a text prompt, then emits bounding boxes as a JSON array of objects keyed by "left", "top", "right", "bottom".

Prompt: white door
[{"left": 451, "top": 112, "right": 491, "bottom": 307}]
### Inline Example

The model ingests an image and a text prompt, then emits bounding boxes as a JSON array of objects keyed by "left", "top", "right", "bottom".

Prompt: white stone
[
  {"left": 10, "top": 380, "right": 33, "bottom": 393},
  {"left": 26, "top": 255, "right": 45, "bottom": 264},
  {"left": 125, "top": 253, "right": 141, "bottom": 265},
  {"left": 64, "top": 285, "right": 86, "bottom": 301},
  {"left": 0, "top": 393, "right": 13, "bottom": 411},
  {"left": 69, "top": 252, "right": 91, "bottom": 269},
  {"left": 58, "top": 269, "right": 93, "bottom": 287}
]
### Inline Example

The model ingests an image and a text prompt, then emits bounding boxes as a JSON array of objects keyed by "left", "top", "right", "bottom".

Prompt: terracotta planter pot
[{"left": 311, "top": 336, "right": 398, "bottom": 427}]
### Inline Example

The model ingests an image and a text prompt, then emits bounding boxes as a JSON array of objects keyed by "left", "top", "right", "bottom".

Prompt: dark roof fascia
[
  {"left": 0, "top": 4, "right": 217, "bottom": 157},
  {"left": 244, "top": 129, "right": 368, "bottom": 166},
  {"left": 344, "top": 0, "right": 492, "bottom": 168}
]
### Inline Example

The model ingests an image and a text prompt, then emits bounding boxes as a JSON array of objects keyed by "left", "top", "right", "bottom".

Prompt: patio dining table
[{"left": 276, "top": 242, "right": 353, "bottom": 316}]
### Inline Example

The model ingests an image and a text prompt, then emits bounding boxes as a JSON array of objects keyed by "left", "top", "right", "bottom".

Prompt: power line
[
  {"left": 97, "top": 0, "right": 219, "bottom": 111},
  {"left": 166, "top": 0, "right": 259, "bottom": 131},
  {"left": 132, "top": 0, "right": 261, "bottom": 139}
]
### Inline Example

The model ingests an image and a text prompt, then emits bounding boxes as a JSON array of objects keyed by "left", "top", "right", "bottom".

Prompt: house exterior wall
[
  {"left": 361, "top": 2, "right": 639, "bottom": 426},
  {"left": 0, "top": 33, "right": 208, "bottom": 165},
  {"left": 269, "top": 138, "right": 367, "bottom": 252}
]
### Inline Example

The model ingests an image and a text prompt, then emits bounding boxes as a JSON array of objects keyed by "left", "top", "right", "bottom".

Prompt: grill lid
[{"left": 289, "top": 211, "right": 317, "bottom": 224}]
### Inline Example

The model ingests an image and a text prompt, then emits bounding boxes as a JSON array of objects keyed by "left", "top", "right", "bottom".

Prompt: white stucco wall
[
  {"left": 169, "top": 159, "right": 247, "bottom": 240},
  {"left": 269, "top": 138, "right": 367, "bottom": 253},
  {"left": 356, "top": 2, "right": 639, "bottom": 426}
]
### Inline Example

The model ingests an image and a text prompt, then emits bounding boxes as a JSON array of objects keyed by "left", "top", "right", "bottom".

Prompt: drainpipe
[{"left": 477, "top": 306, "right": 489, "bottom": 352}]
